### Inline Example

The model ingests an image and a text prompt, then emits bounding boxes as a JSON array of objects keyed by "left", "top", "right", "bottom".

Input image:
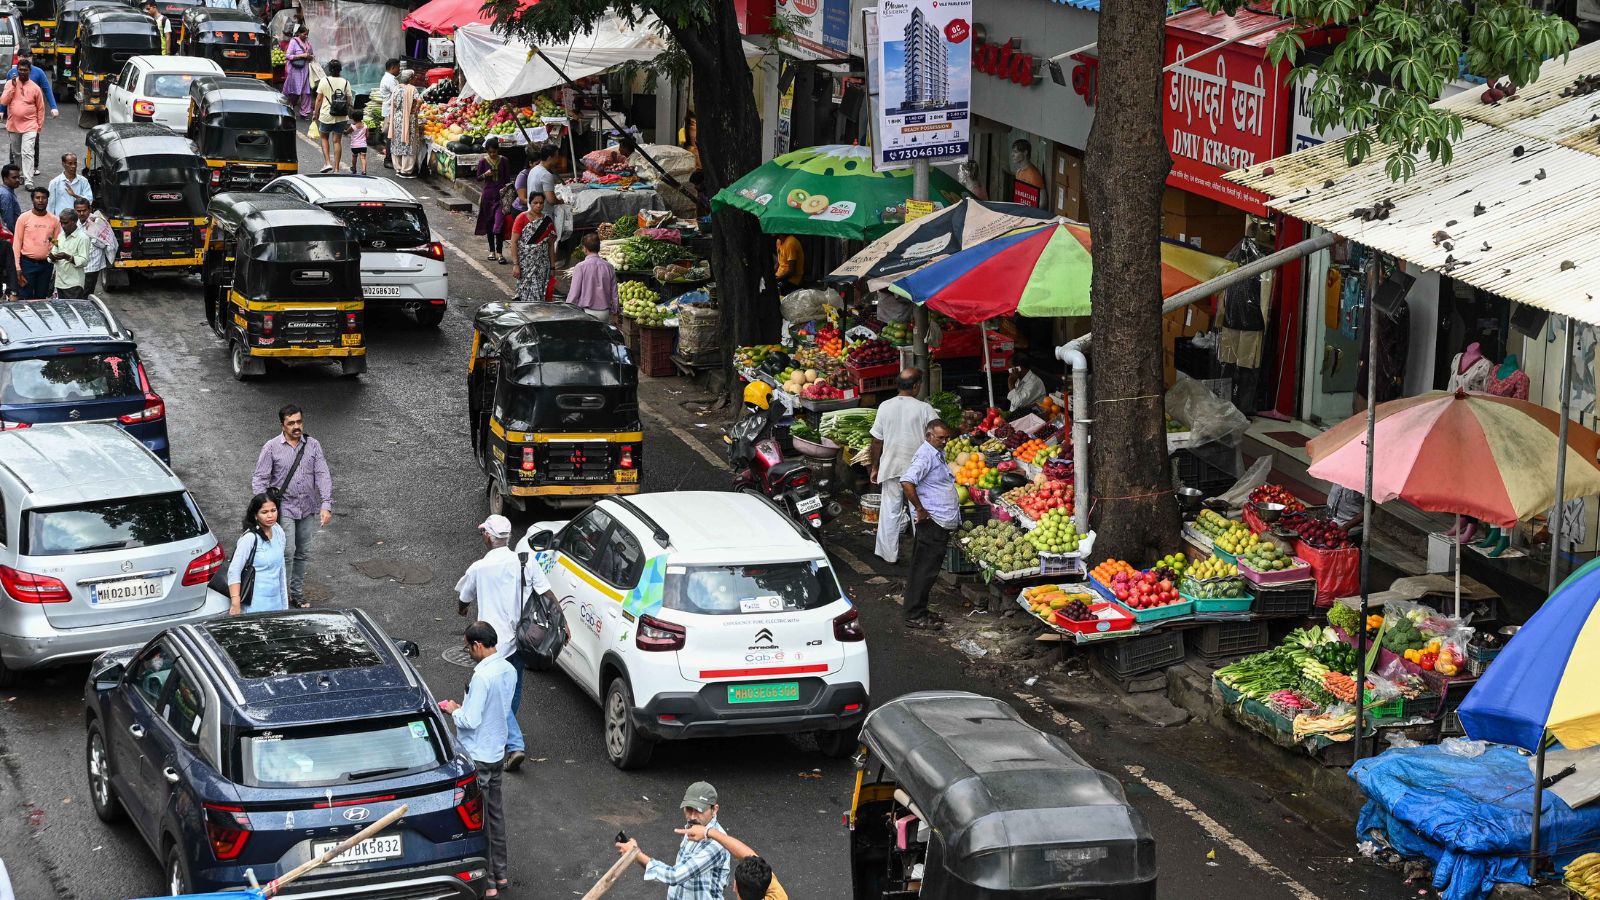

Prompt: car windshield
[
  {"left": 24, "top": 492, "right": 205, "bottom": 556},
  {"left": 663, "top": 561, "right": 842, "bottom": 616},
  {"left": 237, "top": 717, "right": 444, "bottom": 787},
  {"left": 144, "top": 72, "right": 201, "bottom": 98},
  {"left": 330, "top": 204, "right": 429, "bottom": 247},
  {"left": 0, "top": 352, "right": 140, "bottom": 404}
]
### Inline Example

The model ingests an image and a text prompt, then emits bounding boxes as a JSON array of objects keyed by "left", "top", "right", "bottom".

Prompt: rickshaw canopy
[
  {"left": 206, "top": 192, "right": 358, "bottom": 301},
  {"left": 78, "top": 7, "right": 161, "bottom": 48}
]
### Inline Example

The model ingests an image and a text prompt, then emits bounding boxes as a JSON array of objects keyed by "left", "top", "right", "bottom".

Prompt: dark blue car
[
  {"left": 84, "top": 609, "right": 490, "bottom": 897},
  {"left": 0, "top": 298, "right": 170, "bottom": 461}
]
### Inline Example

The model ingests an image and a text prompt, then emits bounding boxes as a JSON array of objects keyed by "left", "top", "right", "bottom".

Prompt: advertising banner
[
  {"left": 777, "top": 0, "right": 852, "bottom": 59},
  {"left": 870, "top": 0, "right": 972, "bottom": 171}
]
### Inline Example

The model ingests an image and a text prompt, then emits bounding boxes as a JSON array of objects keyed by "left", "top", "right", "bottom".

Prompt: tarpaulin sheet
[
  {"left": 402, "top": 0, "right": 537, "bottom": 36},
  {"left": 452, "top": 17, "right": 664, "bottom": 102},
  {"left": 1350, "top": 744, "right": 1600, "bottom": 900},
  {"left": 301, "top": 0, "right": 404, "bottom": 95}
]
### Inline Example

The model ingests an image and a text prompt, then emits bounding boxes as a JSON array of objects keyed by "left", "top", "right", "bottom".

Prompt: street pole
[
  {"left": 1549, "top": 321, "right": 1576, "bottom": 594},
  {"left": 910, "top": 158, "right": 930, "bottom": 396},
  {"left": 1353, "top": 263, "right": 1379, "bottom": 763}
]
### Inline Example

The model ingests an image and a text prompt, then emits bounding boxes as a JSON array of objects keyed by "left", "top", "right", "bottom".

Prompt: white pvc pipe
[{"left": 1056, "top": 337, "right": 1091, "bottom": 533}]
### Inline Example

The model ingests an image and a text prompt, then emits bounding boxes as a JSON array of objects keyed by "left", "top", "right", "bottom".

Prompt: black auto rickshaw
[
  {"left": 177, "top": 7, "right": 270, "bottom": 79},
  {"left": 74, "top": 7, "right": 160, "bottom": 126},
  {"left": 469, "top": 302, "right": 642, "bottom": 514},
  {"left": 187, "top": 76, "right": 296, "bottom": 193},
  {"left": 84, "top": 123, "right": 209, "bottom": 283},
  {"left": 849, "top": 692, "right": 1158, "bottom": 900},
  {"left": 19, "top": 0, "right": 55, "bottom": 68},
  {"left": 204, "top": 192, "right": 366, "bottom": 380},
  {"left": 51, "top": 0, "right": 116, "bottom": 95}
]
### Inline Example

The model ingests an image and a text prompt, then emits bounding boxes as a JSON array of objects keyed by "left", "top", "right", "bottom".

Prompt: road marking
[
  {"left": 1123, "top": 764, "right": 1323, "bottom": 900},
  {"left": 1013, "top": 691, "right": 1086, "bottom": 734},
  {"left": 639, "top": 400, "right": 723, "bottom": 469}
]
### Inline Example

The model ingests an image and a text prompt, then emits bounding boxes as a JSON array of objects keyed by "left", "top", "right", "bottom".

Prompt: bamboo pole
[{"left": 581, "top": 847, "right": 641, "bottom": 899}]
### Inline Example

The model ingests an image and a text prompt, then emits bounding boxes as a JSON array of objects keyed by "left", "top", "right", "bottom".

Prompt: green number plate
[{"left": 728, "top": 682, "right": 799, "bottom": 704}]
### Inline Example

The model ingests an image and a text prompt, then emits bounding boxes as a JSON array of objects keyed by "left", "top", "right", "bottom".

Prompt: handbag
[
  {"left": 266, "top": 438, "right": 309, "bottom": 505},
  {"left": 229, "top": 533, "right": 259, "bottom": 609},
  {"left": 291, "top": 56, "right": 308, "bottom": 68},
  {"left": 514, "top": 552, "right": 568, "bottom": 671}
]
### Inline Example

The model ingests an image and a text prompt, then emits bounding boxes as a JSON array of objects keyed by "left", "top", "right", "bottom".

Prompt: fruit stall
[
  {"left": 420, "top": 88, "right": 572, "bottom": 181},
  {"left": 608, "top": 227, "right": 716, "bottom": 376}
]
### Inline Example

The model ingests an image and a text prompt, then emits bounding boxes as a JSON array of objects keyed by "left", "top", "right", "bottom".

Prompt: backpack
[
  {"left": 514, "top": 552, "right": 568, "bottom": 671},
  {"left": 327, "top": 78, "right": 349, "bottom": 117}
]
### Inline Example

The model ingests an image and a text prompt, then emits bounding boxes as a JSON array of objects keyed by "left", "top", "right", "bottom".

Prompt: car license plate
[
  {"left": 796, "top": 495, "right": 823, "bottom": 514},
  {"left": 312, "top": 834, "right": 403, "bottom": 866},
  {"left": 728, "top": 682, "right": 799, "bottom": 704},
  {"left": 90, "top": 577, "right": 162, "bottom": 604},
  {"left": 614, "top": 469, "right": 638, "bottom": 483},
  {"left": 363, "top": 285, "right": 403, "bottom": 297}
]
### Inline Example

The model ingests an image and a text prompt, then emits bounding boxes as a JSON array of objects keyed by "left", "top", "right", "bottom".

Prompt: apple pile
[
  {"left": 1017, "top": 479, "right": 1073, "bottom": 520},
  {"left": 978, "top": 407, "right": 1006, "bottom": 432},
  {"left": 1110, "top": 569, "right": 1183, "bottom": 611},
  {"left": 801, "top": 382, "right": 848, "bottom": 401},
  {"left": 1280, "top": 511, "right": 1355, "bottom": 549},
  {"left": 1249, "top": 483, "right": 1305, "bottom": 512},
  {"left": 847, "top": 339, "right": 897, "bottom": 368}
]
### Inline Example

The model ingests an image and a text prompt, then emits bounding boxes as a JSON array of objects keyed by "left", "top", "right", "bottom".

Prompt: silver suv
[{"left": 0, "top": 423, "right": 228, "bottom": 685}]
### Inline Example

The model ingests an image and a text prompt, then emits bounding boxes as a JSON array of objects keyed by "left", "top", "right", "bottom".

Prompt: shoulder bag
[
  {"left": 236, "top": 533, "right": 260, "bottom": 608},
  {"left": 267, "top": 438, "right": 309, "bottom": 505},
  {"left": 514, "top": 551, "right": 569, "bottom": 671}
]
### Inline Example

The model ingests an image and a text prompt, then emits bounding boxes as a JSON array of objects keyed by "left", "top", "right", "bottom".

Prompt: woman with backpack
[
  {"left": 312, "top": 58, "right": 354, "bottom": 173},
  {"left": 227, "top": 492, "right": 288, "bottom": 615},
  {"left": 474, "top": 137, "right": 513, "bottom": 263}
]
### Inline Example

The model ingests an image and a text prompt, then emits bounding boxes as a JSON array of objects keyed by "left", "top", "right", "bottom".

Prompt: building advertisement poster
[
  {"left": 777, "top": 0, "right": 852, "bottom": 60},
  {"left": 871, "top": 0, "right": 972, "bottom": 171}
]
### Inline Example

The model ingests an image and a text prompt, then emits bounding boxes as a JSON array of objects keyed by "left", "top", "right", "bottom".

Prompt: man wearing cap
[
  {"left": 455, "top": 514, "right": 556, "bottom": 774},
  {"left": 439, "top": 621, "right": 515, "bottom": 898},
  {"left": 616, "top": 781, "right": 732, "bottom": 899}
]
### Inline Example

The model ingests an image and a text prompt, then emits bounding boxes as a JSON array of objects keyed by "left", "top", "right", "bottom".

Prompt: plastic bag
[
  {"left": 1166, "top": 373, "right": 1250, "bottom": 447},
  {"left": 1440, "top": 737, "right": 1487, "bottom": 758},
  {"left": 779, "top": 288, "right": 842, "bottom": 325},
  {"left": 307, "top": 120, "right": 321, "bottom": 140},
  {"left": 1384, "top": 731, "right": 1423, "bottom": 749},
  {"left": 876, "top": 290, "right": 914, "bottom": 324},
  {"left": 1215, "top": 455, "right": 1272, "bottom": 510}
]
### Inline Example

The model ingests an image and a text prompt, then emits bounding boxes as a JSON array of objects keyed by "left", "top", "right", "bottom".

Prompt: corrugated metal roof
[
  {"left": 1050, "top": 0, "right": 1100, "bottom": 12},
  {"left": 1225, "top": 41, "right": 1600, "bottom": 321}
]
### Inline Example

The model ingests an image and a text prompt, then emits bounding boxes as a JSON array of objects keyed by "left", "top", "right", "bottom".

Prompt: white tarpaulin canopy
[{"left": 453, "top": 17, "right": 667, "bottom": 102}]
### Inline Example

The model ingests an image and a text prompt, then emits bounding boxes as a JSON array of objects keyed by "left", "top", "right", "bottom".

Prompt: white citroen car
[{"left": 518, "top": 491, "right": 870, "bottom": 769}]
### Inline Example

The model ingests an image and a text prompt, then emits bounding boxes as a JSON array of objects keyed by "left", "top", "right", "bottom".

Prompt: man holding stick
[{"left": 614, "top": 781, "right": 731, "bottom": 899}]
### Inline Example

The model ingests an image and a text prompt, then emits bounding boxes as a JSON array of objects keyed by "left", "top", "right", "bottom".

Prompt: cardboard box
[
  {"left": 1162, "top": 211, "right": 1245, "bottom": 254},
  {"left": 1052, "top": 145, "right": 1085, "bottom": 221}
]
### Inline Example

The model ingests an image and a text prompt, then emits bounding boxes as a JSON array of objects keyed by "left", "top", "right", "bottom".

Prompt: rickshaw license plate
[
  {"left": 341, "top": 334, "right": 360, "bottom": 346},
  {"left": 615, "top": 469, "right": 638, "bottom": 483},
  {"left": 728, "top": 682, "right": 799, "bottom": 704}
]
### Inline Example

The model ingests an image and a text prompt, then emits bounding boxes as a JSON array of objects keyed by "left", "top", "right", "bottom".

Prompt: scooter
[{"left": 726, "top": 402, "right": 826, "bottom": 538}]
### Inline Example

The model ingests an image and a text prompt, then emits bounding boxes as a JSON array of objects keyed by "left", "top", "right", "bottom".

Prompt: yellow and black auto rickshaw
[
  {"left": 204, "top": 192, "right": 366, "bottom": 380},
  {"left": 187, "top": 76, "right": 296, "bottom": 193},
  {"left": 177, "top": 7, "right": 270, "bottom": 79},
  {"left": 848, "top": 692, "right": 1158, "bottom": 900},
  {"left": 469, "top": 302, "right": 642, "bottom": 514},
  {"left": 84, "top": 123, "right": 209, "bottom": 285},
  {"left": 51, "top": 0, "right": 117, "bottom": 96},
  {"left": 19, "top": 0, "right": 55, "bottom": 68},
  {"left": 74, "top": 7, "right": 160, "bottom": 126}
]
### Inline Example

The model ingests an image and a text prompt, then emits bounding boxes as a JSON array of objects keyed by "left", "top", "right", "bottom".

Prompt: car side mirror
[
  {"left": 93, "top": 661, "right": 126, "bottom": 691},
  {"left": 526, "top": 529, "right": 555, "bottom": 552},
  {"left": 394, "top": 639, "right": 420, "bottom": 659}
]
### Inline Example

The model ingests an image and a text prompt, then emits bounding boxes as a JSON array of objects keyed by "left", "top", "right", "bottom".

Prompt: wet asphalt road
[{"left": 0, "top": 116, "right": 1415, "bottom": 900}]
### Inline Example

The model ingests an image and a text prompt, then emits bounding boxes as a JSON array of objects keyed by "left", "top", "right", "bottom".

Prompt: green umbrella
[{"left": 711, "top": 145, "right": 969, "bottom": 241}]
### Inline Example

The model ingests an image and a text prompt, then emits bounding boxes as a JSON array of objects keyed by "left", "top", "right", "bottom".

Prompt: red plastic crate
[
  {"left": 638, "top": 326, "right": 676, "bottom": 377},
  {"left": 849, "top": 361, "right": 899, "bottom": 393},
  {"left": 1054, "top": 600, "right": 1135, "bottom": 634}
]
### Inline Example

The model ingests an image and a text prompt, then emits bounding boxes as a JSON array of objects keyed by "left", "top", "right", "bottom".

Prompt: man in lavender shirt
[
  {"left": 251, "top": 404, "right": 333, "bottom": 608},
  {"left": 565, "top": 232, "right": 618, "bottom": 323}
]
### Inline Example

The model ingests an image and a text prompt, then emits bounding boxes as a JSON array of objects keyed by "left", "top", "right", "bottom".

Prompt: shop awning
[
  {"left": 1225, "top": 41, "right": 1600, "bottom": 323},
  {"left": 1051, "top": 0, "right": 1100, "bottom": 10},
  {"left": 452, "top": 16, "right": 666, "bottom": 101},
  {"left": 402, "top": 0, "right": 537, "bottom": 36}
]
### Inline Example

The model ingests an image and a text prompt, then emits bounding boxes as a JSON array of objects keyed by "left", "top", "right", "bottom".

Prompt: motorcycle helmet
[{"left": 744, "top": 381, "right": 773, "bottom": 410}]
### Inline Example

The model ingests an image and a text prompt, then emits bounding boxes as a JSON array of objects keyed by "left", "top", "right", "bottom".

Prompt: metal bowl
[
  {"left": 1498, "top": 625, "right": 1521, "bottom": 641},
  {"left": 1256, "top": 502, "right": 1288, "bottom": 523},
  {"left": 1175, "top": 486, "right": 1204, "bottom": 512}
]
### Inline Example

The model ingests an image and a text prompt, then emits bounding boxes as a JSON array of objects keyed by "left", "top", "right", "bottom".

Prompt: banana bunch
[{"left": 1566, "top": 853, "right": 1600, "bottom": 898}]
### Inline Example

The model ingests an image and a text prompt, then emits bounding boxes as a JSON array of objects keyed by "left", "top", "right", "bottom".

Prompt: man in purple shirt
[
  {"left": 251, "top": 404, "right": 333, "bottom": 609},
  {"left": 899, "top": 420, "right": 957, "bottom": 630},
  {"left": 565, "top": 232, "right": 618, "bottom": 323}
]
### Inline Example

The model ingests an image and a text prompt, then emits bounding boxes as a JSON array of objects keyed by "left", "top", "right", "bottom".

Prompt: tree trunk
[
  {"left": 671, "top": 2, "right": 779, "bottom": 389},
  {"left": 1083, "top": 0, "right": 1181, "bottom": 562}
]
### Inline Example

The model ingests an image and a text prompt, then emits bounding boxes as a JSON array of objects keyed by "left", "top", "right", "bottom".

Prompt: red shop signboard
[{"left": 1162, "top": 9, "right": 1292, "bottom": 215}]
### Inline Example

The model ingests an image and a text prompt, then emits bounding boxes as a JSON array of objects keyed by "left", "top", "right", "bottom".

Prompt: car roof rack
[{"left": 609, "top": 496, "right": 671, "bottom": 548}]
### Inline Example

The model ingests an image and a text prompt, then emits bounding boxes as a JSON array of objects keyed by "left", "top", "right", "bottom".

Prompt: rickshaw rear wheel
[
  {"left": 816, "top": 725, "right": 861, "bottom": 759},
  {"left": 604, "top": 677, "right": 654, "bottom": 770},
  {"left": 229, "top": 340, "right": 253, "bottom": 381},
  {"left": 487, "top": 480, "right": 507, "bottom": 518}
]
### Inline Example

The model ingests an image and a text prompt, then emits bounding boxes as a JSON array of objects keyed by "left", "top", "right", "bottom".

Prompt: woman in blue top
[{"left": 228, "top": 493, "right": 288, "bottom": 614}]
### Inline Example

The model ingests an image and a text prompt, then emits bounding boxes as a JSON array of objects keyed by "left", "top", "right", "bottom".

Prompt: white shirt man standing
[{"left": 868, "top": 368, "right": 940, "bottom": 564}]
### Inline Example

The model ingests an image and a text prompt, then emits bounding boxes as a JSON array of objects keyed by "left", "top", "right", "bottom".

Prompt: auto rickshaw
[
  {"left": 177, "top": 7, "right": 270, "bottom": 79},
  {"left": 848, "top": 692, "right": 1158, "bottom": 899},
  {"left": 468, "top": 302, "right": 642, "bottom": 514},
  {"left": 84, "top": 123, "right": 209, "bottom": 284},
  {"left": 19, "top": 0, "right": 54, "bottom": 67},
  {"left": 204, "top": 191, "right": 366, "bottom": 380},
  {"left": 187, "top": 76, "right": 296, "bottom": 193},
  {"left": 51, "top": 0, "right": 116, "bottom": 95},
  {"left": 74, "top": 7, "right": 160, "bottom": 126}
]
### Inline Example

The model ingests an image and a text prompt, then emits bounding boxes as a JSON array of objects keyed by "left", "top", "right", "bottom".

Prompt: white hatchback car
[
  {"left": 519, "top": 492, "right": 870, "bottom": 769},
  {"left": 107, "top": 55, "right": 224, "bottom": 130},
  {"left": 262, "top": 174, "right": 451, "bottom": 326}
]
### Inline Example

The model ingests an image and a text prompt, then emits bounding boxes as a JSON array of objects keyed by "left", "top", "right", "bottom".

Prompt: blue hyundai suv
[
  {"left": 84, "top": 609, "right": 490, "bottom": 897},
  {"left": 0, "top": 298, "right": 170, "bottom": 461}
]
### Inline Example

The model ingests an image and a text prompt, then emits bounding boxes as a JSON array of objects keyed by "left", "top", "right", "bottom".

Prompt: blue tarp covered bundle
[{"left": 1349, "top": 744, "right": 1600, "bottom": 900}]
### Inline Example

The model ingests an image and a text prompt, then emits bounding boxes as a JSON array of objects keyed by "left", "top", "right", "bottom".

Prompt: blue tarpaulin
[{"left": 1350, "top": 744, "right": 1600, "bottom": 900}]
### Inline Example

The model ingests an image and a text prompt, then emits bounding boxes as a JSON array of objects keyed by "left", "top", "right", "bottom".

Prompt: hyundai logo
[
  {"left": 753, "top": 628, "right": 775, "bottom": 644},
  {"left": 342, "top": 807, "right": 371, "bottom": 822},
  {"left": 371, "top": 240, "right": 386, "bottom": 249}
]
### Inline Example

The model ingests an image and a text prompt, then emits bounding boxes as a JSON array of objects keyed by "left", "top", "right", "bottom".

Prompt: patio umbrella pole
[
  {"left": 981, "top": 320, "right": 994, "bottom": 409},
  {"left": 1549, "top": 323, "right": 1576, "bottom": 594},
  {"left": 1354, "top": 284, "right": 1378, "bottom": 761},
  {"left": 911, "top": 160, "right": 930, "bottom": 390},
  {"left": 1532, "top": 742, "right": 1546, "bottom": 874},
  {"left": 1455, "top": 514, "right": 1463, "bottom": 619}
]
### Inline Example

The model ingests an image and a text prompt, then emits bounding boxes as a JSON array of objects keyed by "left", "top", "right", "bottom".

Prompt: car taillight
[
  {"left": 118, "top": 391, "right": 164, "bottom": 424},
  {"left": 636, "top": 614, "right": 685, "bottom": 652},
  {"left": 453, "top": 774, "right": 483, "bottom": 830},
  {"left": 261, "top": 313, "right": 274, "bottom": 337},
  {"left": 0, "top": 419, "right": 30, "bottom": 430},
  {"left": 422, "top": 241, "right": 445, "bottom": 261},
  {"left": 619, "top": 445, "right": 634, "bottom": 469},
  {"left": 182, "top": 543, "right": 224, "bottom": 587},
  {"left": 833, "top": 608, "right": 864, "bottom": 643},
  {"left": 520, "top": 447, "right": 535, "bottom": 472},
  {"left": 203, "top": 803, "right": 250, "bottom": 860},
  {"left": 133, "top": 99, "right": 155, "bottom": 117},
  {"left": 0, "top": 566, "right": 70, "bottom": 603},
  {"left": 345, "top": 312, "right": 358, "bottom": 333}
]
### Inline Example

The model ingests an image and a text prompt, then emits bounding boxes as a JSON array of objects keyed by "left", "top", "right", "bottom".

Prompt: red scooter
[{"left": 726, "top": 402, "right": 826, "bottom": 537}]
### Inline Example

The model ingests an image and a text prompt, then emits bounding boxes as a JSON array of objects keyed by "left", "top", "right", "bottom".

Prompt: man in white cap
[
  {"left": 615, "top": 780, "right": 732, "bottom": 899},
  {"left": 454, "top": 514, "right": 556, "bottom": 773}
]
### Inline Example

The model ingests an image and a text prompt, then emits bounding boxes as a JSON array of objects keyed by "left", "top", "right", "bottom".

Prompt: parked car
[
  {"left": 0, "top": 297, "right": 170, "bottom": 460},
  {"left": 0, "top": 3, "right": 32, "bottom": 69},
  {"left": 0, "top": 423, "right": 227, "bottom": 685},
  {"left": 106, "top": 53, "right": 223, "bottom": 130},
  {"left": 262, "top": 173, "right": 451, "bottom": 327},
  {"left": 517, "top": 491, "right": 870, "bottom": 769},
  {"left": 84, "top": 608, "right": 490, "bottom": 896}
]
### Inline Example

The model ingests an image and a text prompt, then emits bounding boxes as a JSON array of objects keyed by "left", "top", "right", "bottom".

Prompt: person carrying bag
[
  {"left": 225, "top": 493, "right": 289, "bottom": 614},
  {"left": 514, "top": 551, "right": 568, "bottom": 671}
]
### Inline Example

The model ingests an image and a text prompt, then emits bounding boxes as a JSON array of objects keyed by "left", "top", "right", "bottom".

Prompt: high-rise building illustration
[{"left": 902, "top": 7, "right": 948, "bottom": 109}]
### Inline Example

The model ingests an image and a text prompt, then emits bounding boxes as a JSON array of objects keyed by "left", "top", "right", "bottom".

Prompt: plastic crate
[
  {"left": 944, "top": 543, "right": 979, "bottom": 575},
  {"left": 1467, "top": 642, "right": 1502, "bottom": 677},
  {"left": 1247, "top": 582, "right": 1316, "bottom": 617},
  {"left": 638, "top": 326, "right": 676, "bottom": 377},
  {"left": 1182, "top": 591, "right": 1254, "bottom": 615},
  {"left": 620, "top": 316, "right": 642, "bottom": 358},
  {"left": 1192, "top": 620, "right": 1270, "bottom": 659},
  {"left": 849, "top": 361, "right": 898, "bottom": 394},
  {"left": 961, "top": 504, "right": 991, "bottom": 526},
  {"left": 1172, "top": 446, "right": 1237, "bottom": 497},
  {"left": 1096, "top": 630, "right": 1186, "bottom": 677}
]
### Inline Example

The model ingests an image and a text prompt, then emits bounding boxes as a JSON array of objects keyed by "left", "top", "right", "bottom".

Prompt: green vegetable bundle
[
  {"left": 619, "top": 237, "right": 685, "bottom": 270},
  {"left": 613, "top": 214, "right": 638, "bottom": 238},
  {"left": 929, "top": 391, "right": 961, "bottom": 429},
  {"left": 820, "top": 408, "right": 876, "bottom": 453},
  {"left": 1326, "top": 601, "right": 1361, "bottom": 634},
  {"left": 1216, "top": 646, "right": 1307, "bottom": 700}
]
